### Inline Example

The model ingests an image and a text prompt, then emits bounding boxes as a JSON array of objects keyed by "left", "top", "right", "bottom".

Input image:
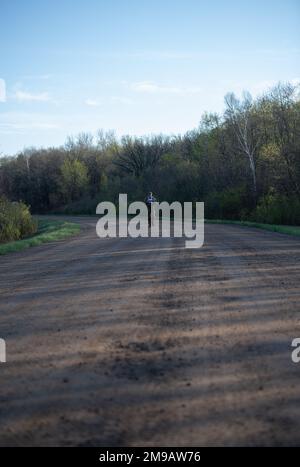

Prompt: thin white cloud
[
  {"left": 131, "top": 81, "right": 202, "bottom": 96},
  {"left": 291, "top": 78, "right": 300, "bottom": 87},
  {"left": 85, "top": 98, "right": 101, "bottom": 107},
  {"left": 255, "top": 48, "right": 300, "bottom": 57},
  {"left": 132, "top": 82, "right": 161, "bottom": 93},
  {"left": 250, "top": 80, "right": 278, "bottom": 95},
  {"left": 123, "top": 51, "right": 198, "bottom": 60},
  {"left": 0, "top": 78, "right": 6, "bottom": 102},
  {"left": 0, "top": 122, "right": 58, "bottom": 132},
  {"left": 112, "top": 96, "right": 133, "bottom": 105},
  {"left": 235, "top": 78, "right": 300, "bottom": 98},
  {"left": 22, "top": 74, "right": 53, "bottom": 81},
  {"left": 0, "top": 111, "right": 59, "bottom": 135},
  {"left": 14, "top": 90, "right": 51, "bottom": 102}
]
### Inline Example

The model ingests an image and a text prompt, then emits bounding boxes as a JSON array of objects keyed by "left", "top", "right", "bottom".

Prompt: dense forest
[{"left": 1, "top": 82, "right": 300, "bottom": 224}]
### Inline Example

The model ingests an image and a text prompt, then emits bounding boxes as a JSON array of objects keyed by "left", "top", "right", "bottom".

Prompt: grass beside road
[
  {"left": 0, "top": 219, "right": 80, "bottom": 255},
  {"left": 205, "top": 219, "right": 300, "bottom": 237}
]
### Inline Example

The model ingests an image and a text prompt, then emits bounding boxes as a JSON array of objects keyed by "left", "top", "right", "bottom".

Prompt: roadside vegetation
[
  {"left": 0, "top": 82, "right": 299, "bottom": 227},
  {"left": 0, "top": 196, "right": 37, "bottom": 243},
  {"left": 0, "top": 218, "right": 80, "bottom": 255},
  {"left": 205, "top": 219, "right": 300, "bottom": 237}
]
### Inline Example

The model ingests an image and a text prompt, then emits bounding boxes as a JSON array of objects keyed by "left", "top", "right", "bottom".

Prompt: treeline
[{"left": 1, "top": 82, "right": 300, "bottom": 224}]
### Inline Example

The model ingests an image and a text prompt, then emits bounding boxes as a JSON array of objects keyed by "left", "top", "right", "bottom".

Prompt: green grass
[
  {"left": 205, "top": 219, "right": 300, "bottom": 236},
  {"left": 0, "top": 219, "right": 80, "bottom": 255}
]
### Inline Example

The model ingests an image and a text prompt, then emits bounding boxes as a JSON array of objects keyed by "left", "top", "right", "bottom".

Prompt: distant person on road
[{"left": 145, "top": 192, "right": 156, "bottom": 227}]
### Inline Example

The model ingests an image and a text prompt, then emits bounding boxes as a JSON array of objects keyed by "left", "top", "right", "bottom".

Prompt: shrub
[
  {"left": 205, "top": 186, "right": 249, "bottom": 220},
  {"left": 0, "top": 197, "right": 37, "bottom": 243},
  {"left": 250, "top": 191, "right": 300, "bottom": 225}
]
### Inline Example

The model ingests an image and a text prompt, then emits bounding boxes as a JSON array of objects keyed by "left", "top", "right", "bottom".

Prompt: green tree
[{"left": 60, "top": 159, "right": 89, "bottom": 202}]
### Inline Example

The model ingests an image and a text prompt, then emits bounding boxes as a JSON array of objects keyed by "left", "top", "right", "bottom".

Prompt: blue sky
[{"left": 0, "top": 0, "right": 299, "bottom": 154}]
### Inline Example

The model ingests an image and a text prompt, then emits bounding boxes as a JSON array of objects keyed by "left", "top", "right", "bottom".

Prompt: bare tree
[
  {"left": 115, "top": 135, "right": 170, "bottom": 177},
  {"left": 96, "top": 129, "right": 117, "bottom": 152},
  {"left": 225, "top": 91, "right": 258, "bottom": 197}
]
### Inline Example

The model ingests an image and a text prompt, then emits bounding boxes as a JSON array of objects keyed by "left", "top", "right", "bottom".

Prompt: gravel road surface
[{"left": 0, "top": 216, "right": 299, "bottom": 446}]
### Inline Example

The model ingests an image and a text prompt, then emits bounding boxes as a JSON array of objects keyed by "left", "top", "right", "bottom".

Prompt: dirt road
[{"left": 0, "top": 216, "right": 299, "bottom": 446}]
